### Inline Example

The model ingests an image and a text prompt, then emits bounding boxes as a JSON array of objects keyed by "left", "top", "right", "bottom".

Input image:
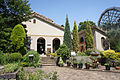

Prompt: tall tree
[
  {"left": 10, "top": 24, "right": 27, "bottom": 54},
  {"left": 72, "top": 20, "right": 79, "bottom": 53},
  {"left": 85, "top": 20, "right": 94, "bottom": 49},
  {"left": 63, "top": 15, "right": 72, "bottom": 50},
  {"left": 78, "top": 21, "right": 95, "bottom": 32},
  {"left": 0, "top": 0, "right": 32, "bottom": 53}
]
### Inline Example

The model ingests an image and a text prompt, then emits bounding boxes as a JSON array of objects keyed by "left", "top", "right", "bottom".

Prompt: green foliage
[
  {"left": 0, "top": 0, "right": 32, "bottom": 53},
  {"left": 23, "top": 50, "right": 40, "bottom": 66},
  {"left": 72, "top": 20, "right": 79, "bottom": 53},
  {"left": 73, "top": 60, "right": 78, "bottom": 64},
  {"left": 57, "top": 44, "right": 71, "bottom": 59},
  {"left": 102, "top": 49, "right": 115, "bottom": 60},
  {"left": 63, "top": 14, "right": 72, "bottom": 49},
  {"left": 0, "top": 51, "right": 6, "bottom": 65},
  {"left": 78, "top": 21, "right": 95, "bottom": 32},
  {"left": 4, "top": 63, "right": 19, "bottom": 73},
  {"left": 58, "top": 57, "right": 64, "bottom": 66},
  {"left": 107, "top": 29, "right": 120, "bottom": 52},
  {"left": 11, "top": 24, "right": 26, "bottom": 50},
  {"left": 77, "top": 52, "right": 87, "bottom": 56},
  {"left": 9, "top": 53, "right": 22, "bottom": 62},
  {"left": 85, "top": 20, "right": 94, "bottom": 49}
]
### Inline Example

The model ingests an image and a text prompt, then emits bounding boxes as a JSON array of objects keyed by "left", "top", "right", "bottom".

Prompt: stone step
[{"left": 41, "top": 56, "right": 56, "bottom": 65}]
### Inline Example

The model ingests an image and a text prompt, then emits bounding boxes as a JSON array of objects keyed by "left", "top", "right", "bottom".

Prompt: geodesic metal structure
[{"left": 98, "top": 7, "right": 120, "bottom": 31}]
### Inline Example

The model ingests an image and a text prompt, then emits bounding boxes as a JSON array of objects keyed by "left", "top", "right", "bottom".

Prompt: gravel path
[{"left": 40, "top": 66, "right": 120, "bottom": 80}]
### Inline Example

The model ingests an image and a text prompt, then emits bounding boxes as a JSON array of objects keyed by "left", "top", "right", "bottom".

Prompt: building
[
  {"left": 78, "top": 26, "right": 107, "bottom": 52},
  {"left": 23, "top": 12, "right": 64, "bottom": 54},
  {"left": 23, "top": 12, "right": 107, "bottom": 54}
]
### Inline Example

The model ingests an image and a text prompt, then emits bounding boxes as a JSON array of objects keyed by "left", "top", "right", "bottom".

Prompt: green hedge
[
  {"left": 23, "top": 50, "right": 40, "bottom": 66},
  {"left": 9, "top": 53, "right": 22, "bottom": 62},
  {"left": 0, "top": 51, "right": 6, "bottom": 65}
]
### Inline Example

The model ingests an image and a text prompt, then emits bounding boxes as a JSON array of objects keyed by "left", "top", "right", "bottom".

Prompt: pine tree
[
  {"left": 85, "top": 20, "right": 94, "bottom": 49},
  {"left": 72, "top": 20, "right": 79, "bottom": 53},
  {"left": 63, "top": 15, "right": 72, "bottom": 50}
]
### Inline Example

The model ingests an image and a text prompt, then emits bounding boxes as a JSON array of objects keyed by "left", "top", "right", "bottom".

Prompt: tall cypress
[
  {"left": 72, "top": 20, "right": 79, "bottom": 53},
  {"left": 85, "top": 20, "right": 94, "bottom": 49},
  {"left": 63, "top": 15, "right": 72, "bottom": 50}
]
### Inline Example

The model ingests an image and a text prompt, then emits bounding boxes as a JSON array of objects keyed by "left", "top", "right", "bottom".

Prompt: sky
[{"left": 29, "top": 0, "right": 120, "bottom": 30}]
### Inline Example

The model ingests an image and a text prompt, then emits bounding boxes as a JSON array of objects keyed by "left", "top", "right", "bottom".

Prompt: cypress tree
[
  {"left": 10, "top": 24, "right": 27, "bottom": 54},
  {"left": 72, "top": 20, "right": 79, "bottom": 53},
  {"left": 63, "top": 15, "right": 72, "bottom": 50},
  {"left": 85, "top": 20, "right": 94, "bottom": 49}
]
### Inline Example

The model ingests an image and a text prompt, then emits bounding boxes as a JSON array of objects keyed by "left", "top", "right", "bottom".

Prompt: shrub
[
  {"left": 23, "top": 50, "right": 40, "bottom": 66},
  {"left": 58, "top": 57, "right": 64, "bottom": 66},
  {"left": 4, "top": 63, "right": 19, "bottom": 73},
  {"left": 86, "top": 49, "right": 93, "bottom": 56},
  {"left": 0, "top": 51, "right": 6, "bottom": 65},
  {"left": 57, "top": 44, "right": 70, "bottom": 59},
  {"left": 9, "top": 53, "right": 22, "bottom": 62},
  {"left": 102, "top": 49, "right": 115, "bottom": 59},
  {"left": 77, "top": 52, "right": 87, "bottom": 56}
]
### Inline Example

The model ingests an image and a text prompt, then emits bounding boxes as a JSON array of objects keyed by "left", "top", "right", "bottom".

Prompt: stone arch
[
  {"left": 37, "top": 37, "right": 45, "bottom": 54},
  {"left": 53, "top": 38, "right": 60, "bottom": 53}
]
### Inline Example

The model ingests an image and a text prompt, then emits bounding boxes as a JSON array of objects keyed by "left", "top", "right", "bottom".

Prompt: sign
[{"left": 71, "top": 51, "right": 76, "bottom": 56}]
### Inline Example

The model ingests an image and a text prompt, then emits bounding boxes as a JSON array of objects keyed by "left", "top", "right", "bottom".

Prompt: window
[{"left": 33, "top": 19, "right": 36, "bottom": 24}]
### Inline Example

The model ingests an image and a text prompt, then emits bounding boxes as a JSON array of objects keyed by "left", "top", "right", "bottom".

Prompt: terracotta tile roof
[{"left": 32, "top": 12, "right": 64, "bottom": 31}]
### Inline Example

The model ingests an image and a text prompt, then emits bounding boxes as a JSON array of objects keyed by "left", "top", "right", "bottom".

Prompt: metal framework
[{"left": 98, "top": 7, "right": 120, "bottom": 30}]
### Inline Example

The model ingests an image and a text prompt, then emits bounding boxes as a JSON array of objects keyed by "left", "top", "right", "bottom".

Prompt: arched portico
[
  {"left": 37, "top": 37, "right": 45, "bottom": 54},
  {"left": 53, "top": 38, "right": 60, "bottom": 53}
]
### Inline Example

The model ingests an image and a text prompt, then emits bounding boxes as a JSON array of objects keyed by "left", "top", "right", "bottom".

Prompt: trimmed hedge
[
  {"left": 23, "top": 50, "right": 40, "bottom": 66},
  {"left": 9, "top": 53, "right": 22, "bottom": 62}
]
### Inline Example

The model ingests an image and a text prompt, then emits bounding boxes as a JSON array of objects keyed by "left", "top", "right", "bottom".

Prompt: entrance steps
[{"left": 41, "top": 56, "right": 56, "bottom": 66}]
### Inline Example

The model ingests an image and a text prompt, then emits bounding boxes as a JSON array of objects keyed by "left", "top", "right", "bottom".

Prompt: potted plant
[
  {"left": 78, "top": 60, "right": 83, "bottom": 69},
  {"left": 58, "top": 57, "right": 64, "bottom": 67},
  {"left": 73, "top": 61, "right": 78, "bottom": 68},
  {"left": 85, "top": 62, "right": 90, "bottom": 69},
  {"left": 66, "top": 60, "right": 71, "bottom": 67},
  {"left": 104, "top": 63, "right": 111, "bottom": 70}
]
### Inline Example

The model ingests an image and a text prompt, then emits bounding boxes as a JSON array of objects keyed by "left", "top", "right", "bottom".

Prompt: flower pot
[
  {"left": 73, "top": 64, "right": 77, "bottom": 68},
  {"left": 67, "top": 62, "right": 71, "bottom": 67},
  {"left": 115, "top": 66, "right": 120, "bottom": 70},
  {"left": 78, "top": 63, "right": 83, "bottom": 69},
  {"left": 85, "top": 64, "right": 90, "bottom": 69},
  {"left": 105, "top": 65, "right": 110, "bottom": 70}
]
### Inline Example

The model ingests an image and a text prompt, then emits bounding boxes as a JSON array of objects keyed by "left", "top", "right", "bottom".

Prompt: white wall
[
  {"left": 23, "top": 17, "right": 64, "bottom": 53},
  {"left": 95, "top": 30, "right": 106, "bottom": 51}
]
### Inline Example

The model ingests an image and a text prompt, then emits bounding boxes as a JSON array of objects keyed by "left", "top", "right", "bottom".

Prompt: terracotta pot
[{"left": 116, "top": 66, "right": 120, "bottom": 70}]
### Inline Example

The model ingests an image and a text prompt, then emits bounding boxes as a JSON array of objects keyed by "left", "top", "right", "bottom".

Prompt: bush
[
  {"left": 0, "top": 51, "right": 6, "bottom": 65},
  {"left": 58, "top": 57, "right": 64, "bottom": 66},
  {"left": 57, "top": 44, "right": 70, "bottom": 59},
  {"left": 9, "top": 53, "right": 22, "bottom": 62},
  {"left": 102, "top": 49, "right": 115, "bottom": 59},
  {"left": 23, "top": 50, "right": 40, "bottom": 66},
  {"left": 77, "top": 52, "right": 87, "bottom": 56}
]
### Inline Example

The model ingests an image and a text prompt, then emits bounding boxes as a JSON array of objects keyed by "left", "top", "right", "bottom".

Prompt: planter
[
  {"left": 105, "top": 65, "right": 110, "bottom": 70},
  {"left": 73, "top": 64, "right": 77, "bottom": 68},
  {"left": 78, "top": 63, "right": 83, "bottom": 69},
  {"left": 85, "top": 64, "right": 90, "bottom": 69},
  {"left": 67, "top": 62, "right": 71, "bottom": 67},
  {"left": 115, "top": 66, "right": 120, "bottom": 70},
  {"left": 92, "top": 63, "right": 98, "bottom": 68}
]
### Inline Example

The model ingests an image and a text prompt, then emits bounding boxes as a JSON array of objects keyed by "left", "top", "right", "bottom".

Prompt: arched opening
[
  {"left": 53, "top": 38, "right": 60, "bottom": 53},
  {"left": 80, "top": 37, "right": 84, "bottom": 43},
  {"left": 37, "top": 38, "right": 45, "bottom": 54},
  {"left": 101, "top": 37, "right": 105, "bottom": 49}
]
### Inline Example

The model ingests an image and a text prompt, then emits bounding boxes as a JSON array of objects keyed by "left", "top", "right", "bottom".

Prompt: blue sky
[{"left": 29, "top": 0, "right": 120, "bottom": 30}]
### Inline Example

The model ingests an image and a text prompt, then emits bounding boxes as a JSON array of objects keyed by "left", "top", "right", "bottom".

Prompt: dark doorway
[
  {"left": 53, "top": 38, "right": 60, "bottom": 53},
  {"left": 37, "top": 38, "right": 45, "bottom": 54}
]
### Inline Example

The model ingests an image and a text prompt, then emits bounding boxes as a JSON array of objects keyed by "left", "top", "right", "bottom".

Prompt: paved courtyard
[{"left": 40, "top": 66, "right": 120, "bottom": 80}]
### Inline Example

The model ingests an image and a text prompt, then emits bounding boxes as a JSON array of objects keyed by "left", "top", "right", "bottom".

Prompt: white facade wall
[
  {"left": 95, "top": 30, "right": 106, "bottom": 51},
  {"left": 23, "top": 17, "right": 64, "bottom": 53}
]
